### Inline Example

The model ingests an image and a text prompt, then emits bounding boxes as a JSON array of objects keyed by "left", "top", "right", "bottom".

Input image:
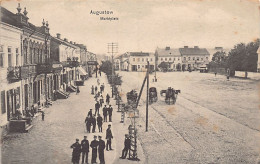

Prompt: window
[
  {"left": 8, "top": 47, "right": 12, "bottom": 67},
  {"left": 178, "top": 58, "right": 180, "bottom": 61},
  {"left": 137, "top": 58, "right": 140, "bottom": 62},
  {"left": 174, "top": 58, "right": 175, "bottom": 61},
  {"left": 206, "top": 57, "right": 208, "bottom": 60},
  {"left": 201, "top": 58, "right": 203, "bottom": 61},
  {"left": 16, "top": 48, "right": 19, "bottom": 66},
  {"left": 1, "top": 91, "right": 6, "bottom": 114},
  {"left": 138, "top": 65, "right": 140, "bottom": 69},
  {"left": 165, "top": 58, "right": 167, "bottom": 61},
  {"left": 188, "top": 57, "right": 190, "bottom": 60},
  {"left": 161, "top": 58, "right": 163, "bottom": 61},
  {"left": 133, "top": 58, "right": 135, "bottom": 62},
  {"left": 0, "top": 45, "right": 4, "bottom": 67},
  {"left": 197, "top": 57, "right": 199, "bottom": 61},
  {"left": 146, "top": 58, "right": 148, "bottom": 61},
  {"left": 142, "top": 58, "right": 144, "bottom": 62},
  {"left": 184, "top": 57, "right": 186, "bottom": 60},
  {"left": 150, "top": 58, "right": 153, "bottom": 61},
  {"left": 193, "top": 57, "right": 195, "bottom": 60}
]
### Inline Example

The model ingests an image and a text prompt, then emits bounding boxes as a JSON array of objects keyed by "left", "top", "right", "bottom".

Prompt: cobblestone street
[{"left": 1, "top": 75, "right": 144, "bottom": 164}]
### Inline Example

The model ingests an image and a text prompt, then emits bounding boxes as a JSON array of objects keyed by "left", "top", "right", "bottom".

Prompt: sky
[{"left": 1, "top": 0, "right": 260, "bottom": 55}]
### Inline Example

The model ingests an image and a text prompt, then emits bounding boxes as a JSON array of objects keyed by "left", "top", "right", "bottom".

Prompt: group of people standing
[{"left": 71, "top": 135, "right": 105, "bottom": 164}]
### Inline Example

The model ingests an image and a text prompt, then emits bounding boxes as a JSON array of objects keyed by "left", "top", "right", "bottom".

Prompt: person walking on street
[
  {"left": 85, "top": 115, "right": 92, "bottom": 133},
  {"left": 95, "top": 101, "right": 100, "bottom": 115},
  {"left": 108, "top": 105, "right": 113, "bottom": 122},
  {"left": 97, "top": 114, "right": 103, "bottom": 132},
  {"left": 103, "top": 105, "right": 108, "bottom": 122},
  {"left": 95, "top": 86, "right": 98, "bottom": 94},
  {"left": 81, "top": 136, "right": 89, "bottom": 164},
  {"left": 91, "top": 85, "right": 94, "bottom": 95},
  {"left": 70, "top": 139, "right": 81, "bottom": 164},
  {"left": 106, "top": 94, "right": 110, "bottom": 105},
  {"left": 98, "top": 136, "right": 106, "bottom": 164},
  {"left": 99, "top": 70, "right": 102, "bottom": 77},
  {"left": 90, "top": 135, "right": 99, "bottom": 164},
  {"left": 41, "top": 111, "right": 45, "bottom": 121},
  {"left": 92, "top": 115, "right": 96, "bottom": 133},
  {"left": 100, "top": 85, "right": 103, "bottom": 93},
  {"left": 99, "top": 96, "right": 104, "bottom": 108},
  {"left": 120, "top": 134, "right": 131, "bottom": 159},
  {"left": 106, "top": 124, "right": 113, "bottom": 151},
  {"left": 88, "top": 109, "right": 93, "bottom": 117}
]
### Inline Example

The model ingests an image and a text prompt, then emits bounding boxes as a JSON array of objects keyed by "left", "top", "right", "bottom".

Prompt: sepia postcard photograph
[{"left": 0, "top": 0, "right": 260, "bottom": 163}]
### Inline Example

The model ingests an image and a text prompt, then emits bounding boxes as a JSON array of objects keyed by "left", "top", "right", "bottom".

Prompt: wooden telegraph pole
[{"left": 146, "top": 61, "right": 149, "bottom": 132}]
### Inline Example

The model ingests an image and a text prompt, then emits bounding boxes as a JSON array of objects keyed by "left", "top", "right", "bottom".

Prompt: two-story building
[
  {"left": 179, "top": 46, "right": 210, "bottom": 71},
  {"left": 128, "top": 52, "right": 155, "bottom": 72},
  {"left": 155, "top": 47, "right": 182, "bottom": 71}
]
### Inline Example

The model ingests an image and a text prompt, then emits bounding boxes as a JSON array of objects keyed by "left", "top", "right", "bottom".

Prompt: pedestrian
[
  {"left": 90, "top": 135, "right": 99, "bottom": 164},
  {"left": 42, "top": 111, "right": 45, "bottom": 121},
  {"left": 120, "top": 134, "right": 131, "bottom": 159},
  {"left": 88, "top": 109, "right": 93, "bottom": 117},
  {"left": 76, "top": 86, "right": 80, "bottom": 95},
  {"left": 106, "top": 94, "right": 110, "bottom": 105},
  {"left": 215, "top": 72, "right": 217, "bottom": 77},
  {"left": 95, "top": 86, "right": 98, "bottom": 94},
  {"left": 95, "top": 101, "right": 100, "bottom": 115},
  {"left": 99, "top": 96, "right": 104, "bottom": 107},
  {"left": 100, "top": 85, "right": 103, "bottom": 93},
  {"left": 97, "top": 114, "right": 103, "bottom": 132},
  {"left": 106, "top": 124, "right": 113, "bottom": 151},
  {"left": 92, "top": 115, "right": 96, "bottom": 133},
  {"left": 31, "top": 105, "right": 35, "bottom": 117},
  {"left": 98, "top": 136, "right": 106, "bottom": 164},
  {"left": 70, "top": 139, "right": 81, "bottom": 164},
  {"left": 85, "top": 115, "right": 91, "bottom": 133},
  {"left": 103, "top": 105, "right": 108, "bottom": 122},
  {"left": 91, "top": 85, "right": 94, "bottom": 95},
  {"left": 108, "top": 105, "right": 113, "bottom": 122},
  {"left": 81, "top": 136, "right": 89, "bottom": 164},
  {"left": 99, "top": 70, "right": 101, "bottom": 77}
]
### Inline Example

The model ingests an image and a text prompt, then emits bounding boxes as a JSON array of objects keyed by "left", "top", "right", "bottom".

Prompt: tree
[
  {"left": 158, "top": 62, "right": 169, "bottom": 71},
  {"left": 100, "top": 61, "right": 112, "bottom": 75}
]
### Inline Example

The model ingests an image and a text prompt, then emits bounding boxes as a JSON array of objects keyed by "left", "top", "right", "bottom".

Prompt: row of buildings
[
  {"left": 0, "top": 4, "right": 97, "bottom": 130},
  {"left": 114, "top": 46, "right": 221, "bottom": 72}
]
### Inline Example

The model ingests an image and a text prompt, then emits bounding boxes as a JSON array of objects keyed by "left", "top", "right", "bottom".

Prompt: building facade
[
  {"left": 257, "top": 47, "right": 260, "bottom": 72},
  {"left": 128, "top": 52, "right": 155, "bottom": 72}
]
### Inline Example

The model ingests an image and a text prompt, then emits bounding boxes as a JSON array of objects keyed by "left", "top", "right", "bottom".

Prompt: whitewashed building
[{"left": 128, "top": 52, "right": 155, "bottom": 71}]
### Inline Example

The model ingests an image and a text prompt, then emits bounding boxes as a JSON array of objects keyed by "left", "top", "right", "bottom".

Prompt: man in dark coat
[
  {"left": 92, "top": 115, "right": 96, "bottom": 133},
  {"left": 103, "top": 105, "right": 108, "bottom": 122},
  {"left": 106, "top": 94, "right": 110, "bottom": 105},
  {"left": 106, "top": 124, "right": 113, "bottom": 151},
  {"left": 85, "top": 116, "right": 92, "bottom": 133},
  {"left": 99, "top": 96, "right": 104, "bottom": 107},
  {"left": 91, "top": 85, "right": 94, "bottom": 95},
  {"left": 95, "top": 86, "right": 98, "bottom": 94},
  {"left": 97, "top": 114, "right": 103, "bottom": 132},
  {"left": 95, "top": 101, "right": 100, "bottom": 115},
  {"left": 108, "top": 105, "right": 113, "bottom": 122},
  {"left": 90, "top": 135, "right": 99, "bottom": 164},
  {"left": 98, "top": 136, "right": 106, "bottom": 164},
  {"left": 71, "top": 139, "right": 81, "bottom": 164},
  {"left": 120, "top": 134, "right": 131, "bottom": 159},
  {"left": 88, "top": 109, "right": 93, "bottom": 117},
  {"left": 81, "top": 136, "right": 89, "bottom": 164}
]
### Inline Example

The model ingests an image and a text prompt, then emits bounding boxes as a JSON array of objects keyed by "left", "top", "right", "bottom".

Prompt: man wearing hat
[
  {"left": 88, "top": 109, "right": 93, "bottom": 117},
  {"left": 106, "top": 124, "right": 113, "bottom": 151},
  {"left": 98, "top": 136, "right": 106, "bottom": 164},
  {"left": 120, "top": 134, "right": 131, "bottom": 159},
  {"left": 90, "top": 135, "right": 99, "bottom": 164},
  {"left": 108, "top": 105, "right": 113, "bottom": 122},
  {"left": 70, "top": 139, "right": 81, "bottom": 164},
  {"left": 81, "top": 136, "right": 89, "bottom": 164},
  {"left": 103, "top": 105, "right": 108, "bottom": 122}
]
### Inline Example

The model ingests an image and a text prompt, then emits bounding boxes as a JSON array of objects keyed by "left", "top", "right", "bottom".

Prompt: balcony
[
  {"left": 7, "top": 66, "right": 22, "bottom": 83},
  {"left": 36, "top": 63, "right": 52, "bottom": 74},
  {"left": 62, "top": 57, "right": 79, "bottom": 68}
]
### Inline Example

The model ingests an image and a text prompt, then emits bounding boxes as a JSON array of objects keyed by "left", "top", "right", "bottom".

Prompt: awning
[{"left": 77, "top": 67, "right": 88, "bottom": 76}]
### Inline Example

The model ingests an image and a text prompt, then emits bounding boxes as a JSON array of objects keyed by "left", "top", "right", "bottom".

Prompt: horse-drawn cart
[{"left": 160, "top": 87, "right": 181, "bottom": 105}]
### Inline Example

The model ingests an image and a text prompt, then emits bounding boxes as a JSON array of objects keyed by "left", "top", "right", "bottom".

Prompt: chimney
[
  {"left": 56, "top": 33, "right": 61, "bottom": 39},
  {"left": 194, "top": 46, "right": 199, "bottom": 49},
  {"left": 64, "top": 38, "right": 68, "bottom": 42},
  {"left": 70, "top": 41, "right": 73, "bottom": 44},
  {"left": 74, "top": 42, "right": 76, "bottom": 44},
  {"left": 184, "top": 46, "right": 188, "bottom": 48},
  {"left": 165, "top": 46, "right": 170, "bottom": 50}
]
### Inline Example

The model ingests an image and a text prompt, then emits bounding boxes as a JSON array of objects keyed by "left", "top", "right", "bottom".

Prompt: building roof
[
  {"left": 179, "top": 47, "right": 210, "bottom": 56},
  {"left": 156, "top": 47, "right": 181, "bottom": 57},
  {"left": 0, "top": 6, "right": 18, "bottom": 27},
  {"left": 130, "top": 52, "right": 150, "bottom": 56}
]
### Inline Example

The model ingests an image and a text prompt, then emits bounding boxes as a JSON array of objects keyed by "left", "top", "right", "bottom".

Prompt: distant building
[
  {"left": 128, "top": 52, "right": 155, "bottom": 71},
  {"left": 257, "top": 47, "right": 260, "bottom": 72},
  {"left": 155, "top": 47, "right": 182, "bottom": 71},
  {"left": 207, "top": 47, "right": 230, "bottom": 62},
  {"left": 179, "top": 46, "right": 210, "bottom": 70}
]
